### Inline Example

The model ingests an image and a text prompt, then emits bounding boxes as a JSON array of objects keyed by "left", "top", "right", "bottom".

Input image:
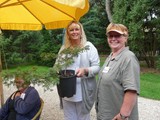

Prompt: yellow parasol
[{"left": 0, "top": 0, "right": 89, "bottom": 30}]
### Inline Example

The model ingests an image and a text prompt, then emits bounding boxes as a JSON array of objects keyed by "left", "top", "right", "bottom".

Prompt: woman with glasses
[{"left": 96, "top": 23, "right": 140, "bottom": 120}]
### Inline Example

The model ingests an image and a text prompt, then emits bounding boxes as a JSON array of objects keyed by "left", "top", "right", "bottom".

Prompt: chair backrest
[{"left": 32, "top": 98, "right": 44, "bottom": 120}]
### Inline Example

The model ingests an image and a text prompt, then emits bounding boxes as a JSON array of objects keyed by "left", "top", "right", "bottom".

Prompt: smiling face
[
  {"left": 106, "top": 23, "right": 128, "bottom": 53},
  {"left": 107, "top": 31, "right": 127, "bottom": 52},
  {"left": 67, "top": 22, "right": 82, "bottom": 46}
]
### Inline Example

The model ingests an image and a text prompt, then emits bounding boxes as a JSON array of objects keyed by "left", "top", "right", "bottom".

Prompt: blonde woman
[{"left": 56, "top": 21, "right": 100, "bottom": 120}]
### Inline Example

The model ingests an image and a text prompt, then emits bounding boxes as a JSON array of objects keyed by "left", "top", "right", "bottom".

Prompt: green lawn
[{"left": 140, "top": 73, "right": 160, "bottom": 100}]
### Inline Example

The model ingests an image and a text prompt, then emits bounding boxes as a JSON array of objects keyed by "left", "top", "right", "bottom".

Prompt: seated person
[{"left": 0, "top": 76, "right": 41, "bottom": 120}]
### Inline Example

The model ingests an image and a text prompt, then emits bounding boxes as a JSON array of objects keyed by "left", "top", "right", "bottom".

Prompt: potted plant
[{"left": 46, "top": 45, "right": 89, "bottom": 97}]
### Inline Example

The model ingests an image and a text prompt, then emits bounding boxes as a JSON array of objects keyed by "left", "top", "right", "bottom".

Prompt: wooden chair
[{"left": 32, "top": 98, "right": 44, "bottom": 120}]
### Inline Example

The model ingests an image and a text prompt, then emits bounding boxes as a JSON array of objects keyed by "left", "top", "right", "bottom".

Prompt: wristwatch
[{"left": 120, "top": 113, "right": 128, "bottom": 120}]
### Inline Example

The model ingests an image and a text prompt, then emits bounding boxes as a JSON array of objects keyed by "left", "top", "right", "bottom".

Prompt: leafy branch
[{"left": 2, "top": 45, "right": 90, "bottom": 91}]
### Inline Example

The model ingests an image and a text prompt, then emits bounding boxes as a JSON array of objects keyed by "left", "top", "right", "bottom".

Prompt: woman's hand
[
  {"left": 112, "top": 113, "right": 120, "bottom": 120},
  {"left": 15, "top": 92, "right": 21, "bottom": 97},
  {"left": 112, "top": 113, "right": 128, "bottom": 120},
  {"left": 11, "top": 91, "right": 21, "bottom": 99},
  {"left": 76, "top": 68, "right": 88, "bottom": 77}
]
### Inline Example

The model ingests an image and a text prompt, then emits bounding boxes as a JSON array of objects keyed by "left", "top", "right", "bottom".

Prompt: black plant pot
[{"left": 57, "top": 70, "right": 77, "bottom": 98}]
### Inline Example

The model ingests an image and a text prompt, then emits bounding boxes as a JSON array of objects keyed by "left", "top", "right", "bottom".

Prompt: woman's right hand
[
  {"left": 15, "top": 92, "right": 21, "bottom": 97},
  {"left": 11, "top": 91, "right": 21, "bottom": 99}
]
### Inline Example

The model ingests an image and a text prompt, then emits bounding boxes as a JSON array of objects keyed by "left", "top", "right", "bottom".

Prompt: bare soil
[{"left": 140, "top": 67, "right": 160, "bottom": 74}]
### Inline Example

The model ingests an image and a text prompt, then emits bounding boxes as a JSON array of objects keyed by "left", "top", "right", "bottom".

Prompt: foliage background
[
  {"left": 0, "top": 0, "right": 109, "bottom": 69},
  {"left": 0, "top": 0, "right": 160, "bottom": 69}
]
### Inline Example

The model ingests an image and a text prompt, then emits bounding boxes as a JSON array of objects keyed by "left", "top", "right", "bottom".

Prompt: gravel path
[{"left": 2, "top": 85, "right": 160, "bottom": 120}]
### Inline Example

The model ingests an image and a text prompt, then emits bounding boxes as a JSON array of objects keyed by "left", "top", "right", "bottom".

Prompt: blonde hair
[
  {"left": 63, "top": 21, "right": 87, "bottom": 49},
  {"left": 106, "top": 23, "right": 128, "bottom": 37}
]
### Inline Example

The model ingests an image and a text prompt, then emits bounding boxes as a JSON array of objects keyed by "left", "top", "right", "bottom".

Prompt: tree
[
  {"left": 35, "top": 29, "right": 63, "bottom": 66},
  {"left": 111, "top": 0, "right": 160, "bottom": 68},
  {"left": 1, "top": 29, "right": 63, "bottom": 67},
  {"left": 105, "top": 0, "right": 112, "bottom": 22},
  {"left": 82, "top": 0, "right": 110, "bottom": 54}
]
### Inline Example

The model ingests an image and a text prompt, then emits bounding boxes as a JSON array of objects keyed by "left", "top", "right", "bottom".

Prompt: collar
[{"left": 109, "top": 47, "right": 129, "bottom": 61}]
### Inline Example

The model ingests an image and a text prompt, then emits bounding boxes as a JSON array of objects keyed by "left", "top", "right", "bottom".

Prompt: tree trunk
[
  {"left": 105, "top": 0, "right": 112, "bottom": 22},
  {"left": 0, "top": 74, "right": 4, "bottom": 107},
  {"left": 144, "top": 56, "right": 156, "bottom": 68}
]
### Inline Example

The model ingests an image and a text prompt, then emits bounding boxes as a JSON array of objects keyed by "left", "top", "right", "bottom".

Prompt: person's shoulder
[
  {"left": 125, "top": 50, "right": 136, "bottom": 58},
  {"left": 122, "top": 48, "right": 138, "bottom": 62},
  {"left": 58, "top": 45, "right": 65, "bottom": 53},
  {"left": 85, "top": 41, "right": 92, "bottom": 45},
  {"left": 27, "top": 86, "right": 38, "bottom": 93},
  {"left": 123, "top": 47, "right": 136, "bottom": 57},
  {"left": 85, "top": 41, "right": 95, "bottom": 48}
]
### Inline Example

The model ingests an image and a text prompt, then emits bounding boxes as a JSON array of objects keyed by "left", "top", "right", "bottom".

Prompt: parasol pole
[
  {"left": 0, "top": 51, "right": 4, "bottom": 107},
  {"left": 0, "top": 30, "right": 4, "bottom": 107}
]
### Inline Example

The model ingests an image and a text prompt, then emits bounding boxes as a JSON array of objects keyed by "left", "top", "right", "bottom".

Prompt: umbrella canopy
[
  {"left": 0, "top": 0, "right": 89, "bottom": 30},
  {"left": 0, "top": 0, "right": 90, "bottom": 107}
]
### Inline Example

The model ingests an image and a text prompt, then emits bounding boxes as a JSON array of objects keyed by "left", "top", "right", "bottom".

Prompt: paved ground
[{"left": 2, "top": 85, "right": 160, "bottom": 120}]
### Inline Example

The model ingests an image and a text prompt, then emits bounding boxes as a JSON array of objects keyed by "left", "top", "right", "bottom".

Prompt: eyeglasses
[{"left": 107, "top": 34, "right": 124, "bottom": 39}]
